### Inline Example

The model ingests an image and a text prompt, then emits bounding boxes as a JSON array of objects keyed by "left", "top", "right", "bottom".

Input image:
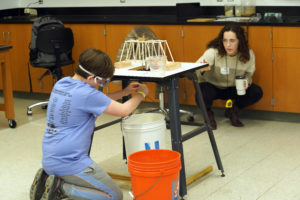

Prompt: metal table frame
[{"left": 94, "top": 62, "right": 224, "bottom": 198}]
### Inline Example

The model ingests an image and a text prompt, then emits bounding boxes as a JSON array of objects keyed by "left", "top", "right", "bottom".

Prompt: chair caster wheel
[
  {"left": 27, "top": 109, "right": 32, "bottom": 115},
  {"left": 187, "top": 115, "right": 194, "bottom": 122},
  {"left": 42, "top": 105, "right": 48, "bottom": 109},
  {"left": 8, "top": 119, "right": 17, "bottom": 128}
]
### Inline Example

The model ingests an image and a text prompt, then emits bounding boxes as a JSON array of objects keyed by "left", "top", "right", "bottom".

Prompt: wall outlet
[
  {"left": 39, "top": 0, "right": 43, "bottom": 4},
  {"left": 120, "top": 0, "right": 126, "bottom": 3}
]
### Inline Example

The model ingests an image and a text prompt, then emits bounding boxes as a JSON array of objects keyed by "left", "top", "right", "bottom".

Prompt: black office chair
[{"left": 27, "top": 27, "right": 74, "bottom": 115}]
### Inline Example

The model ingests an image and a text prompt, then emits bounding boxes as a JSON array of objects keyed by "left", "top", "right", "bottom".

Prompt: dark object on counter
[
  {"left": 176, "top": 2, "right": 203, "bottom": 21},
  {"left": 263, "top": 12, "right": 283, "bottom": 23}
]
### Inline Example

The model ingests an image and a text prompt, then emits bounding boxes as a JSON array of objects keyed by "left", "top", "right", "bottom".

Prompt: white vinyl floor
[{"left": 1, "top": 94, "right": 300, "bottom": 200}]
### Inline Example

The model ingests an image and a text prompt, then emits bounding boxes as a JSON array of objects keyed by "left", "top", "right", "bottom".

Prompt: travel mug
[{"left": 235, "top": 75, "right": 248, "bottom": 95}]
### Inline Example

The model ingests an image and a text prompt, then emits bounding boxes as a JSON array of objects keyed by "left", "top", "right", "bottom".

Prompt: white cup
[
  {"left": 146, "top": 56, "right": 167, "bottom": 76},
  {"left": 235, "top": 75, "right": 248, "bottom": 95}
]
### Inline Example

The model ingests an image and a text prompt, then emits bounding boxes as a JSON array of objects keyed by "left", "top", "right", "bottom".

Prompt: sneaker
[
  {"left": 41, "top": 175, "right": 65, "bottom": 200},
  {"left": 30, "top": 168, "right": 48, "bottom": 200}
]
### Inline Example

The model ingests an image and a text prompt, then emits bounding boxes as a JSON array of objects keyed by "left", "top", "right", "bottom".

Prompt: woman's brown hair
[
  {"left": 207, "top": 23, "right": 250, "bottom": 63},
  {"left": 75, "top": 48, "right": 115, "bottom": 78}
]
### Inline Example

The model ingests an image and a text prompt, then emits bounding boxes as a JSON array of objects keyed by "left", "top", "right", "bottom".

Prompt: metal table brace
[{"left": 93, "top": 71, "right": 225, "bottom": 199}]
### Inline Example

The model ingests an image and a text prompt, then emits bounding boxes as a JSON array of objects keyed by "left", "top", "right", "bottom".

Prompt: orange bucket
[{"left": 128, "top": 149, "right": 181, "bottom": 200}]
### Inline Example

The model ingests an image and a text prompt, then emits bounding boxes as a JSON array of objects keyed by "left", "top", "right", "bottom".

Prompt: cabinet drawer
[{"left": 273, "top": 27, "right": 300, "bottom": 48}]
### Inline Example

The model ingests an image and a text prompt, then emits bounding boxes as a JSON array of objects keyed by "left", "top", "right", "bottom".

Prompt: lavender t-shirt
[{"left": 42, "top": 77, "right": 111, "bottom": 176}]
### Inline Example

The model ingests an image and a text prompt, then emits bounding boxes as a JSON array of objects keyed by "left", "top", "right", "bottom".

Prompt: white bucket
[{"left": 122, "top": 113, "right": 167, "bottom": 157}]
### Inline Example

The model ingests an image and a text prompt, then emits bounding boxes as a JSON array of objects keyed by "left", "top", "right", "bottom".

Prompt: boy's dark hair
[
  {"left": 207, "top": 23, "right": 250, "bottom": 63},
  {"left": 75, "top": 48, "right": 115, "bottom": 78}
]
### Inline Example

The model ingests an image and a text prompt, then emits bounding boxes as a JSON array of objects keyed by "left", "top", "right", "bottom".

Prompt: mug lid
[{"left": 235, "top": 75, "right": 245, "bottom": 79}]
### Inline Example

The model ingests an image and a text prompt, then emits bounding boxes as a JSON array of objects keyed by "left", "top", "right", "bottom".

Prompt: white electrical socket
[
  {"left": 39, "top": 0, "right": 43, "bottom": 4},
  {"left": 120, "top": 0, "right": 126, "bottom": 3}
]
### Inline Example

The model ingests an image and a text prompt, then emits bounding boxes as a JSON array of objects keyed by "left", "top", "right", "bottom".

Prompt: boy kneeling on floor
[{"left": 30, "top": 48, "right": 148, "bottom": 200}]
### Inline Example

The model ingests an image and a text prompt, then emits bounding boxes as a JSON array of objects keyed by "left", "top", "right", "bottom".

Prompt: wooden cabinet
[
  {"left": 0, "top": 24, "right": 31, "bottom": 92},
  {"left": 3, "top": 22, "right": 300, "bottom": 114},
  {"left": 7, "top": 24, "right": 31, "bottom": 92},
  {"left": 247, "top": 26, "right": 273, "bottom": 111},
  {"left": 0, "top": 24, "right": 11, "bottom": 90},
  {"left": 272, "top": 27, "right": 300, "bottom": 113}
]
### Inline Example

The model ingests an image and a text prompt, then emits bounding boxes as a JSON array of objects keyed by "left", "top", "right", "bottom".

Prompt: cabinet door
[
  {"left": 0, "top": 24, "right": 10, "bottom": 90},
  {"left": 182, "top": 25, "right": 223, "bottom": 106},
  {"left": 248, "top": 26, "right": 273, "bottom": 111},
  {"left": 273, "top": 27, "right": 300, "bottom": 48},
  {"left": 273, "top": 27, "right": 300, "bottom": 113},
  {"left": 68, "top": 24, "right": 106, "bottom": 66},
  {"left": 148, "top": 25, "right": 184, "bottom": 103},
  {"left": 273, "top": 48, "right": 300, "bottom": 113},
  {"left": 0, "top": 24, "right": 10, "bottom": 45},
  {"left": 147, "top": 25, "right": 184, "bottom": 61},
  {"left": 7, "top": 24, "right": 31, "bottom": 92}
]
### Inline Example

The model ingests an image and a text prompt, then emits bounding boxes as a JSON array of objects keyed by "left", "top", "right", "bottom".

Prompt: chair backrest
[
  {"left": 36, "top": 28, "right": 74, "bottom": 54},
  {"left": 29, "top": 16, "right": 74, "bottom": 68}
]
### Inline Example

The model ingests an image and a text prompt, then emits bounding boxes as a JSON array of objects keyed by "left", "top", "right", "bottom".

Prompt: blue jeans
[{"left": 60, "top": 162, "right": 123, "bottom": 200}]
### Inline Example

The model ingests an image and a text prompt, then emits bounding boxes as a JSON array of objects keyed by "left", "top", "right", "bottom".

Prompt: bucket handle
[
  {"left": 121, "top": 115, "right": 131, "bottom": 134},
  {"left": 120, "top": 116, "right": 127, "bottom": 135},
  {"left": 129, "top": 172, "right": 164, "bottom": 199}
]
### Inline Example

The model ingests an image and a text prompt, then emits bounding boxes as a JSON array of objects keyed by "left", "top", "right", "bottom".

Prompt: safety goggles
[{"left": 78, "top": 64, "right": 110, "bottom": 87}]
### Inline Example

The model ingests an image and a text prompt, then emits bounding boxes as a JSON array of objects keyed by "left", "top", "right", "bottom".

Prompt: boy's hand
[
  {"left": 123, "top": 82, "right": 140, "bottom": 95},
  {"left": 137, "top": 84, "right": 149, "bottom": 96}
]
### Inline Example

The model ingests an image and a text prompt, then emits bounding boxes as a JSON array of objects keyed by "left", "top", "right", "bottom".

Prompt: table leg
[
  {"left": 191, "top": 72, "right": 225, "bottom": 176},
  {"left": 122, "top": 80, "right": 130, "bottom": 160},
  {"left": 166, "top": 77, "right": 187, "bottom": 198}
]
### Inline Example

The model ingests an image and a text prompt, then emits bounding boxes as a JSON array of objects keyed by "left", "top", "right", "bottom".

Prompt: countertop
[
  {"left": 1, "top": 6, "right": 300, "bottom": 26},
  {"left": 1, "top": 14, "right": 300, "bottom": 26}
]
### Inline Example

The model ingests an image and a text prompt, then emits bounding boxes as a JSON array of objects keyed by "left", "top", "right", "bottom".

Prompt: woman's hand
[
  {"left": 199, "top": 59, "right": 211, "bottom": 72},
  {"left": 199, "top": 66, "right": 211, "bottom": 72},
  {"left": 244, "top": 77, "right": 249, "bottom": 89}
]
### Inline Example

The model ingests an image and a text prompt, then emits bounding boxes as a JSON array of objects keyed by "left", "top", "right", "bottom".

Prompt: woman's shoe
[
  {"left": 225, "top": 106, "right": 244, "bottom": 127},
  {"left": 207, "top": 110, "right": 217, "bottom": 130}
]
